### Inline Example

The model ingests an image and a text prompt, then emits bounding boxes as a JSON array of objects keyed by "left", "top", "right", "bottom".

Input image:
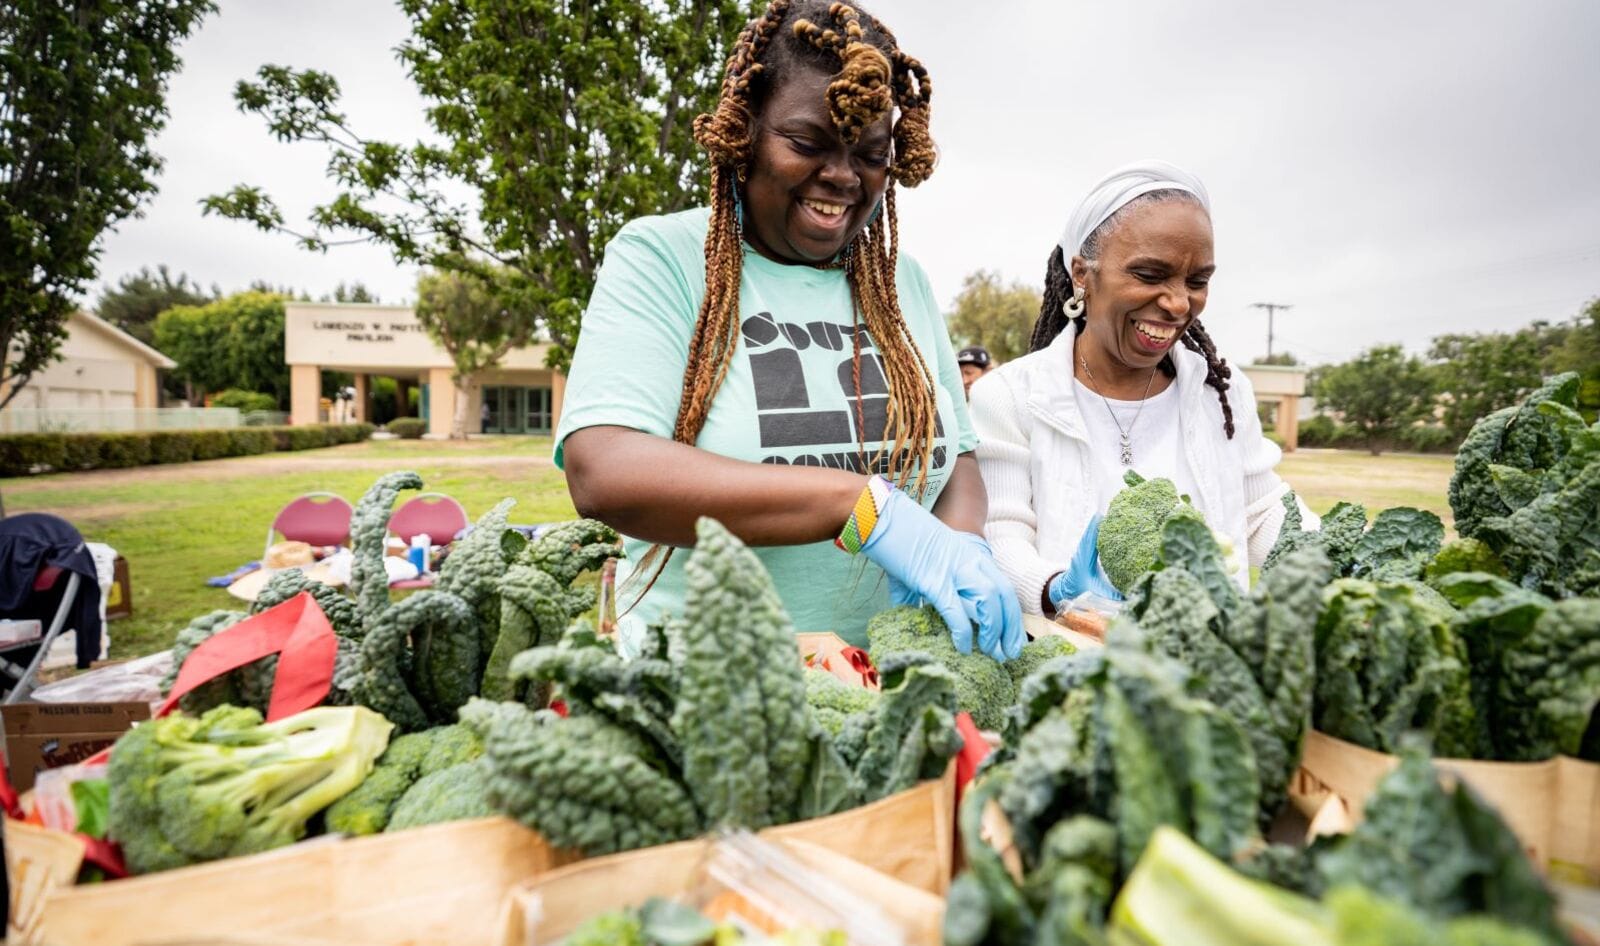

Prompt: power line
[{"left": 1250, "top": 302, "right": 1293, "bottom": 359}]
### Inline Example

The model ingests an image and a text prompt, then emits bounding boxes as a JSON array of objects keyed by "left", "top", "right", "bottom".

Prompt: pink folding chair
[
  {"left": 388, "top": 493, "right": 470, "bottom": 546},
  {"left": 264, "top": 492, "right": 354, "bottom": 560}
]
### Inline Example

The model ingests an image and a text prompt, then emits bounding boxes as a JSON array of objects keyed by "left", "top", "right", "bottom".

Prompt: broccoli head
[
  {"left": 325, "top": 723, "right": 483, "bottom": 836},
  {"left": 386, "top": 758, "right": 494, "bottom": 831},
  {"left": 1098, "top": 471, "right": 1205, "bottom": 594},
  {"left": 1005, "top": 635, "right": 1078, "bottom": 689},
  {"left": 108, "top": 704, "right": 393, "bottom": 873},
  {"left": 867, "top": 605, "right": 1015, "bottom": 731}
]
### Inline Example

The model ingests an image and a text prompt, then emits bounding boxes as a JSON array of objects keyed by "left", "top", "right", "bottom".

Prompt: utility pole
[{"left": 1250, "top": 302, "right": 1293, "bottom": 360}]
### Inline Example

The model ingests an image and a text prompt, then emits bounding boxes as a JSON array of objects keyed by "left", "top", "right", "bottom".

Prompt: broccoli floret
[
  {"left": 1098, "top": 471, "right": 1205, "bottom": 594},
  {"left": 386, "top": 758, "right": 494, "bottom": 831},
  {"left": 804, "top": 668, "right": 879, "bottom": 716},
  {"left": 108, "top": 705, "right": 393, "bottom": 873},
  {"left": 1005, "top": 635, "right": 1078, "bottom": 688},
  {"left": 867, "top": 606, "right": 1015, "bottom": 731},
  {"left": 325, "top": 723, "right": 483, "bottom": 836}
]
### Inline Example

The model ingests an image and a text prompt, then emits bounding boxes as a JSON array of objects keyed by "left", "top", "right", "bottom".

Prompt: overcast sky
[{"left": 93, "top": 0, "right": 1600, "bottom": 366}]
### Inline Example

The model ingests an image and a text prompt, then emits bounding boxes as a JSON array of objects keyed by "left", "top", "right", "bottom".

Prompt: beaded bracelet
[{"left": 835, "top": 475, "right": 894, "bottom": 554}]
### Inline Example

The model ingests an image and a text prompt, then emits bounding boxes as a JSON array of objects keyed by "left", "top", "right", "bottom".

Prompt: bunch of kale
[
  {"left": 1448, "top": 371, "right": 1600, "bottom": 598},
  {"left": 460, "top": 518, "right": 965, "bottom": 857}
]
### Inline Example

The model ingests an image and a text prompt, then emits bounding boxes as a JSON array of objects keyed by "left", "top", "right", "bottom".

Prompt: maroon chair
[
  {"left": 264, "top": 492, "right": 354, "bottom": 560},
  {"left": 388, "top": 493, "right": 470, "bottom": 546}
]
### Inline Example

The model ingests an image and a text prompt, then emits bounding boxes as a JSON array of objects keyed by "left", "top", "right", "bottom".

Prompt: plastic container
[{"left": 408, "top": 533, "right": 431, "bottom": 575}]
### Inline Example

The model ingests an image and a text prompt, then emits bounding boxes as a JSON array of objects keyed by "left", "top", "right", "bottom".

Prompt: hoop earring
[{"left": 1062, "top": 287, "right": 1086, "bottom": 317}]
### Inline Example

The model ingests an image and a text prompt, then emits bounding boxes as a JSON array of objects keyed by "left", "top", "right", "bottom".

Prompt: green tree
[
  {"left": 0, "top": 0, "right": 212, "bottom": 420},
  {"left": 1313, "top": 345, "right": 1435, "bottom": 455},
  {"left": 945, "top": 270, "right": 1041, "bottom": 366},
  {"left": 1548, "top": 297, "right": 1600, "bottom": 416},
  {"left": 155, "top": 292, "right": 289, "bottom": 407},
  {"left": 95, "top": 265, "right": 217, "bottom": 346},
  {"left": 1426, "top": 323, "right": 1565, "bottom": 441},
  {"left": 413, "top": 268, "right": 518, "bottom": 439},
  {"left": 324, "top": 281, "right": 379, "bottom": 304},
  {"left": 1253, "top": 352, "right": 1301, "bottom": 366},
  {"left": 203, "top": 0, "right": 757, "bottom": 373}
]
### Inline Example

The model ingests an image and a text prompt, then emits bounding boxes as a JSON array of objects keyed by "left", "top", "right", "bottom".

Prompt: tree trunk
[{"left": 451, "top": 375, "right": 472, "bottom": 440}]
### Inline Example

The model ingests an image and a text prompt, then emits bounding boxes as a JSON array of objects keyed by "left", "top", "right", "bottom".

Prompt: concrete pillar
[
  {"left": 290, "top": 365, "right": 321, "bottom": 426},
  {"left": 427, "top": 367, "right": 454, "bottom": 438},
  {"left": 352, "top": 373, "right": 369, "bottom": 423},
  {"left": 550, "top": 370, "right": 567, "bottom": 435},
  {"left": 1276, "top": 396, "right": 1300, "bottom": 452}
]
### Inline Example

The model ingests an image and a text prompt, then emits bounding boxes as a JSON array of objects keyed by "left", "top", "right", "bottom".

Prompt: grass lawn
[
  {"left": 2, "top": 437, "right": 574, "bottom": 661},
  {"left": 1, "top": 441, "right": 1457, "bottom": 664}
]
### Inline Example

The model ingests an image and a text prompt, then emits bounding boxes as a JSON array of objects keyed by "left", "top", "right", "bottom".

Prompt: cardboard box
[
  {"left": 104, "top": 556, "right": 131, "bottom": 620},
  {"left": 1, "top": 701, "right": 149, "bottom": 792}
]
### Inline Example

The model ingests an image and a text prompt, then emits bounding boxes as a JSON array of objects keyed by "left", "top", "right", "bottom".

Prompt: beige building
[
  {"left": 0, "top": 310, "right": 173, "bottom": 426},
  {"left": 1240, "top": 364, "right": 1310, "bottom": 451},
  {"left": 284, "top": 302, "right": 565, "bottom": 438}
]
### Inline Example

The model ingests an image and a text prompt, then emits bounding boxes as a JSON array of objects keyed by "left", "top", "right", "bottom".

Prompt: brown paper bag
[
  {"left": 493, "top": 836, "right": 944, "bottom": 946},
  {"left": 1022, "top": 613, "right": 1104, "bottom": 651},
  {"left": 4, "top": 817, "right": 87, "bottom": 944},
  {"left": 1296, "top": 730, "right": 1600, "bottom": 885},
  {"left": 766, "top": 762, "right": 956, "bottom": 895},
  {"left": 32, "top": 817, "right": 569, "bottom": 946}
]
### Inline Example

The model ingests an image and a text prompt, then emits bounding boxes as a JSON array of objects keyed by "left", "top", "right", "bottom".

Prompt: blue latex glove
[
  {"left": 1047, "top": 514, "right": 1124, "bottom": 610},
  {"left": 861, "top": 489, "right": 1025, "bottom": 661}
]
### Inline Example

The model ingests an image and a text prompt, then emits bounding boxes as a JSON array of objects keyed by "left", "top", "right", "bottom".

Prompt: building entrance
[{"left": 482, "top": 385, "right": 553, "bottom": 434}]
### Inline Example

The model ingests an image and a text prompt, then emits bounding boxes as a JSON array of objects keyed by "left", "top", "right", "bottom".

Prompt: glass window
[{"left": 484, "top": 387, "right": 502, "bottom": 433}]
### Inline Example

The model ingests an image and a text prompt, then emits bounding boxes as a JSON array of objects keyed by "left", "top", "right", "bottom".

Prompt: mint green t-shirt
[{"left": 554, "top": 207, "right": 976, "bottom": 646}]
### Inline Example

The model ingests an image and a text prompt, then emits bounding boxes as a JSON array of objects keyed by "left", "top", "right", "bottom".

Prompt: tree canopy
[
  {"left": 1313, "top": 344, "right": 1434, "bottom": 455},
  {"left": 945, "top": 270, "right": 1042, "bottom": 367},
  {"left": 204, "top": 0, "right": 758, "bottom": 373},
  {"left": 155, "top": 292, "right": 289, "bottom": 407},
  {"left": 0, "top": 0, "right": 213, "bottom": 410},
  {"left": 414, "top": 267, "right": 521, "bottom": 438},
  {"left": 95, "top": 265, "right": 217, "bottom": 346}
]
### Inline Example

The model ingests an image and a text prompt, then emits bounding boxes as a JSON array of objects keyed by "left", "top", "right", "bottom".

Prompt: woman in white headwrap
[{"left": 968, "top": 160, "right": 1316, "bottom": 615}]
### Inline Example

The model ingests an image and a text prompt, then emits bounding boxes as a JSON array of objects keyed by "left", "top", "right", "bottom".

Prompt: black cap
[{"left": 957, "top": 346, "right": 992, "bottom": 368}]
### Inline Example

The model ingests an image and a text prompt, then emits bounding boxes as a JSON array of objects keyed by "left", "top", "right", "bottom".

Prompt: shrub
[
  {"left": 0, "top": 433, "right": 66, "bottom": 477},
  {"left": 98, "top": 433, "right": 152, "bottom": 468},
  {"left": 149, "top": 431, "right": 195, "bottom": 464},
  {"left": 387, "top": 417, "right": 427, "bottom": 439},
  {"left": 1398, "top": 424, "right": 1458, "bottom": 454},
  {"left": 1296, "top": 414, "right": 1341, "bottom": 447},
  {"left": 210, "top": 389, "right": 279, "bottom": 413},
  {"left": 190, "top": 429, "right": 233, "bottom": 461},
  {"left": 59, "top": 434, "right": 103, "bottom": 471},
  {"left": 229, "top": 428, "right": 274, "bottom": 456}
]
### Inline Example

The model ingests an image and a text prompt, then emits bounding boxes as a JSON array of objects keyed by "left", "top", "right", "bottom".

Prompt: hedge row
[
  {"left": 1295, "top": 415, "right": 1459, "bottom": 454},
  {"left": 0, "top": 424, "right": 375, "bottom": 477}
]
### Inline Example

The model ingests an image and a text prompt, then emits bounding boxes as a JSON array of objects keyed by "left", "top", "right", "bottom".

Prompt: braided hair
[
  {"left": 683, "top": 0, "right": 939, "bottom": 489},
  {"left": 626, "top": 1, "right": 938, "bottom": 601},
  {"left": 1031, "top": 190, "right": 1236, "bottom": 439}
]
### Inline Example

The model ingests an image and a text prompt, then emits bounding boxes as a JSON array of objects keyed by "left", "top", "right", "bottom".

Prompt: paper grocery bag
[
  {"left": 765, "top": 761, "right": 956, "bottom": 895},
  {"left": 1297, "top": 730, "right": 1600, "bottom": 885},
  {"left": 494, "top": 836, "right": 944, "bottom": 946},
  {"left": 34, "top": 817, "right": 568, "bottom": 946}
]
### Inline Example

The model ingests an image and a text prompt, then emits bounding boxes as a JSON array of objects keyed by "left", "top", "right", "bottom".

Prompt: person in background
[
  {"left": 956, "top": 346, "right": 993, "bottom": 396},
  {"left": 555, "top": 0, "right": 1022, "bottom": 658},
  {"left": 969, "top": 160, "right": 1315, "bottom": 617}
]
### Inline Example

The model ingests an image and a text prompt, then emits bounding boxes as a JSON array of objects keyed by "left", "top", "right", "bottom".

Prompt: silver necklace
[{"left": 1079, "top": 357, "right": 1158, "bottom": 466}]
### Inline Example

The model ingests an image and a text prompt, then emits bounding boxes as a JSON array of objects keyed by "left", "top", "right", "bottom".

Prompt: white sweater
[{"left": 969, "top": 327, "right": 1316, "bottom": 614}]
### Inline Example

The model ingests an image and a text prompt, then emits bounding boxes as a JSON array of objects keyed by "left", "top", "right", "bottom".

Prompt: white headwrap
[{"left": 1058, "top": 160, "right": 1211, "bottom": 261}]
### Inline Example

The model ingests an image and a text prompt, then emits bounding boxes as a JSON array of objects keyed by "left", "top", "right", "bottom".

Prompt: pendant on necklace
[{"left": 1119, "top": 437, "right": 1133, "bottom": 466}]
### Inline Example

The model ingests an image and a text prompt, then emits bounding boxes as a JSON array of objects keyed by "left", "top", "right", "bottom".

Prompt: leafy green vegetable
[
  {"left": 1313, "top": 578, "right": 1480, "bottom": 758},
  {"left": 107, "top": 705, "right": 392, "bottom": 874},
  {"left": 350, "top": 471, "right": 422, "bottom": 624},
  {"left": 1125, "top": 516, "right": 1332, "bottom": 824},
  {"left": 1314, "top": 745, "right": 1565, "bottom": 943},
  {"left": 71, "top": 778, "right": 110, "bottom": 839},
  {"left": 325, "top": 723, "right": 482, "bottom": 835},
  {"left": 1425, "top": 538, "right": 1510, "bottom": 584},
  {"left": 1097, "top": 470, "right": 1206, "bottom": 594}
]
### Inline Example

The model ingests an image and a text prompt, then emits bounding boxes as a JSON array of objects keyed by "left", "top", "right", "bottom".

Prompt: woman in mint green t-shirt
[{"left": 556, "top": 0, "right": 1021, "bottom": 656}]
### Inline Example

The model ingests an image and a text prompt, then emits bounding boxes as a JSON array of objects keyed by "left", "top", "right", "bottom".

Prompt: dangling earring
[
  {"left": 1062, "top": 286, "right": 1086, "bottom": 317},
  {"left": 732, "top": 183, "right": 745, "bottom": 229}
]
